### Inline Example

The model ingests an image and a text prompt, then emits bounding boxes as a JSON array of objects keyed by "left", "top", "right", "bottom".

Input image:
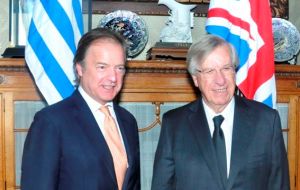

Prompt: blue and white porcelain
[
  {"left": 99, "top": 10, "right": 149, "bottom": 58},
  {"left": 272, "top": 18, "right": 300, "bottom": 64}
]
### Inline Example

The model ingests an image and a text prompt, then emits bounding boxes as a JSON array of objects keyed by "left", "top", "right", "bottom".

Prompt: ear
[
  {"left": 192, "top": 75, "right": 199, "bottom": 87},
  {"left": 76, "top": 63, "right": 83, "bottom": 77}
]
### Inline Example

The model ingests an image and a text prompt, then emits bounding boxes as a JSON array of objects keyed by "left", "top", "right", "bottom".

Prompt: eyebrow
[{"left": 200, "top": 63, "right": 234, "bottom": 69}]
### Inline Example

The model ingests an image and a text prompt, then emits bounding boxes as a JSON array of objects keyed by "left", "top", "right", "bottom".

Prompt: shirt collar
[
  {"left": 78, "top": 86, "right": 113, "bottom": 112},
  {"left": 202, "top": 97, "right": 235, "bottom": 120}
]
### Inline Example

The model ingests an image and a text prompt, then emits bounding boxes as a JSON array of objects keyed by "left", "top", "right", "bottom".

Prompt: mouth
[
  {"left": 103, "top": 84, "right": 115, "bottom": 90},
  {"left": 214, "top": 88, "right": 226, "bottom": 93}
]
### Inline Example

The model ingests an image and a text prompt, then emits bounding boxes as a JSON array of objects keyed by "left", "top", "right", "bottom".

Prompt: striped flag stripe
[
  {"left": 239, "top": 52, "right": 275, "bottom": 98},
  {"left": 29, "top": 1, "right": 75, "bottom": 83},
  {"left": 41, "top": 0, "right": 78, "bottom": 53},
  {"left": 254, "top": 76, "right": 276, "bottom": 104},
  {"left": 206, "top": 25, "right": 251, "bottom": 70},
  {"left": 72, "top": 1, "right": 84, "bottom": 35},
  {"left": 28, "top": 22, "right": 74, "bottom": 98},
  {"left": 208, "top": 8, "right": 252, "bottom": 39},
  {"left": 59, "top": 0, "right": 83, "bottom": 46},
  {"left": 58, "top": 0, "right": 83, "bottom": 43},
  {"left": 26, "top": 45, "right": 63, "bottom": 102},
  {"left": 26, "top": 0, "right": 83, "bottom": 104}
]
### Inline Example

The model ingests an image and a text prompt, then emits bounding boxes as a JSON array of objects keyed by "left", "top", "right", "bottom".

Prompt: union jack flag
[{"left": 206, "top": 0, "right": 276, "bottom": 108}]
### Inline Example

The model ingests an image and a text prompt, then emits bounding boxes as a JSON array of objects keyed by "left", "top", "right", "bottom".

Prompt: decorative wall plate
[
  {"left": 99, "top": 10, "right": 149, "bottom": 58},
  {"left": 272, "top": 18, "right": 300, "bottom": 63}
]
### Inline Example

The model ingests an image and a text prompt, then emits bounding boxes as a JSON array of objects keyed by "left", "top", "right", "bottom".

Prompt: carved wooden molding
[
  {"left": 275, "top": 64, "right": 300, "bottom": 78},
  {"left": 0, "top": 59, "right": 299, "bottom": 76},
  {"left": 127, "top": 60, "right": 187, "bottom": 73}
]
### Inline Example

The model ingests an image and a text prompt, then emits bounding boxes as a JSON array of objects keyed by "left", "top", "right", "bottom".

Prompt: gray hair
[{"left": 186, "top": 34, "right": 239, "bottom": 75}]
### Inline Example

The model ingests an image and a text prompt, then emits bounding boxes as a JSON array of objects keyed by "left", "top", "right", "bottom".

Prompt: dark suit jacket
[
  {"left": 151, "top": 96, "right": 289, "bottom": 190},
  {"left": 21, "top": 90, "right": 140, "bottom": 190}
]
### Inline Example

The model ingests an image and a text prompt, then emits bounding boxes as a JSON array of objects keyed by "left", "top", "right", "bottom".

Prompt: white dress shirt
[
  {"left": 203, "top": 97, "right": 235, "bottom": 177},
  {"left": 78, "top": 86, "right": 126, "bottom": 146}
]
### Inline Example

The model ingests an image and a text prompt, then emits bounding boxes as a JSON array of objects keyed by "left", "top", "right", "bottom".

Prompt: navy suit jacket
[
  {"left": 21, "top": 90, "right": 140, "bottom": 190},
  {"left": 151, "top": 95, "right": 289, "bottom": 190}
]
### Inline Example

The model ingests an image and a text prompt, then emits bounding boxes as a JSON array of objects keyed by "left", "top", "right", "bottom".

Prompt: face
[
  {"left": 76, "top": 39, "right": 126, "bottom": 105},
  {"left": 192, "top": 45, "right": 236, "bottom": 113}
]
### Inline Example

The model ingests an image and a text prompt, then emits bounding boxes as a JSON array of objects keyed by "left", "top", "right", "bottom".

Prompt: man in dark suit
[
  {"left": 21, "top": 28, "right": 140, "bottom": 190},
  {"left": 151, "top": 34, "right": 289, "bottom": 190}
]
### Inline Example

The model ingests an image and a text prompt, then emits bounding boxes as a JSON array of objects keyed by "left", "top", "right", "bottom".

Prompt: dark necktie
[{"left": 213, "top": 115, "right": 227, "bottom": 184}]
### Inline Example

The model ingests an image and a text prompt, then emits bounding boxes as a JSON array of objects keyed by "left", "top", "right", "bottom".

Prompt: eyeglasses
[{"left": 196, "top": 64, "right": 235, "bottom": 77}]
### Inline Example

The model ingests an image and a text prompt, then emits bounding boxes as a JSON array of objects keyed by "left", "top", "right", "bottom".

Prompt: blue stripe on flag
[
  {"left": 40, "top": 0, "right": 77, "bottom": 53},
  {"left": 262, "top": 94, "right": 273, "bottom": 107},
  {"left": 28, "top": 22, "right": 75, "bottom": 98},
  {"left": 73, "top": 0, "right": 84, "bottom": 35},
  {"left": 206, "top": 25, "right": 251, "bottom": 70}
]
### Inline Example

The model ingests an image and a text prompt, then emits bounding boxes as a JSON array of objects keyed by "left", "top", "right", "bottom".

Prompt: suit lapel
[
  {"left": 71, "top": 90, "right": 117, "bottom": 185},
  {"left": 188, "top": 99, "right": 225, "bottom": 190},
  {"left": 226, "top": 96, "right": 257, "bottom": 190}
]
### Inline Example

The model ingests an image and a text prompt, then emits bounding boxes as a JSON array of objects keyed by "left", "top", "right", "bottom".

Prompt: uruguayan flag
[{"left": 25, "top": 0, "right": 83, "bottom": 105}]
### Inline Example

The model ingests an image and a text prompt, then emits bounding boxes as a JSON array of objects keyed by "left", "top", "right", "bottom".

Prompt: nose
[
  {"left": 214, "top": 70, "right": 226, "bottom": 85},
  {"left": 107, "top": 67, "right": 117, "bottom": 82}
]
